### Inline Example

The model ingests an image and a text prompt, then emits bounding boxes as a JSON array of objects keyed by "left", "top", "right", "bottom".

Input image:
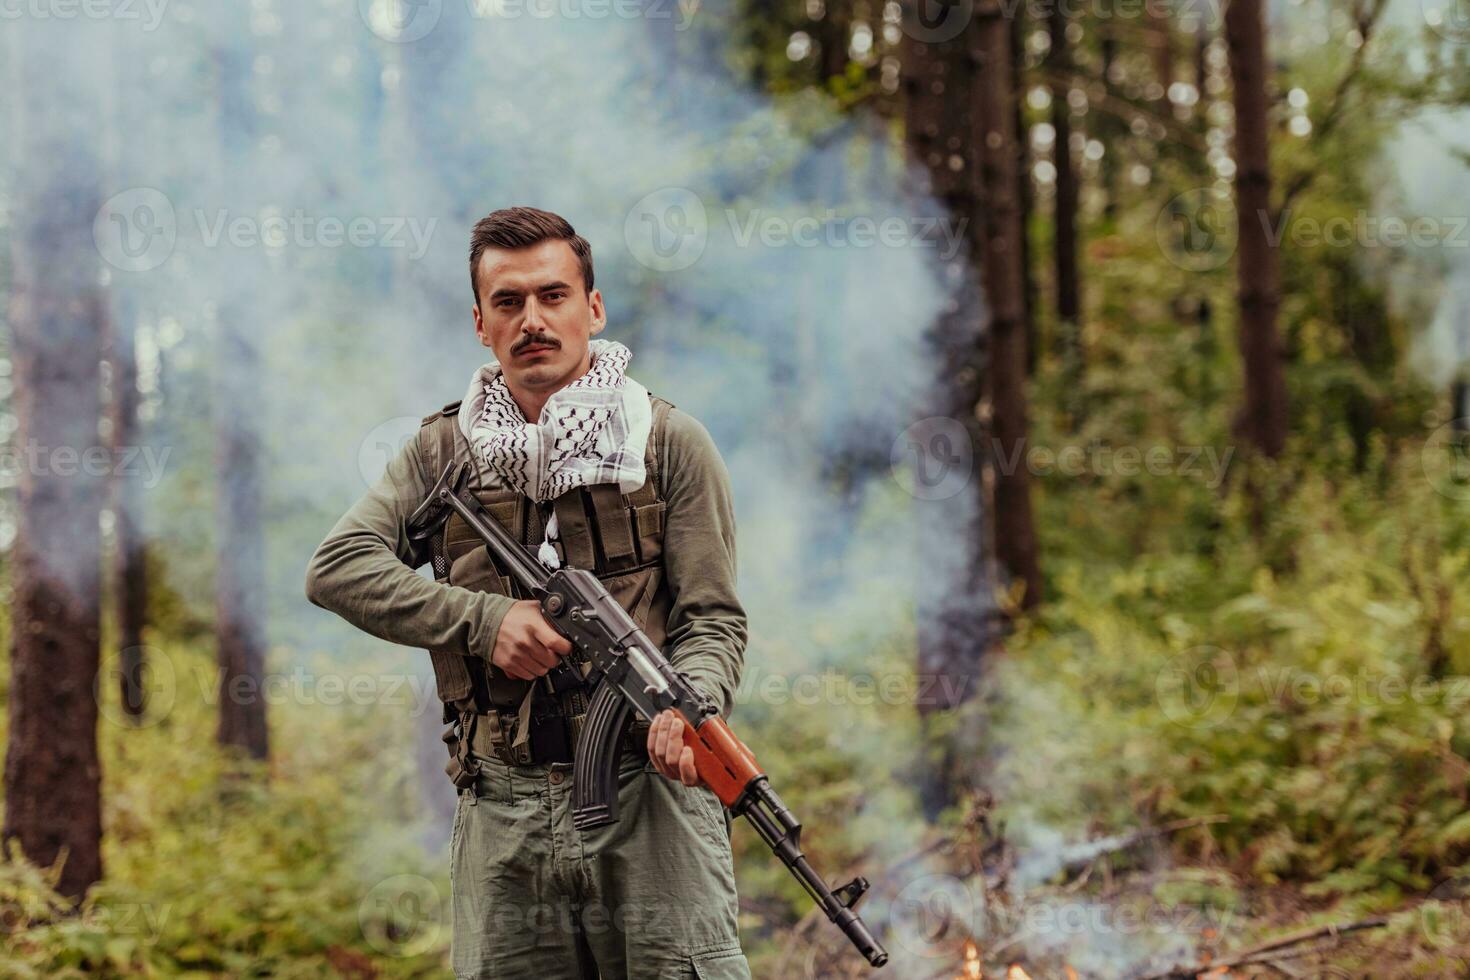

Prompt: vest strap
[
  {"left": 442, "top": 706, "right": 482, "bottom": 790},
  {"left": 420, "top": 401, "right": 478, "bottom": 706}
]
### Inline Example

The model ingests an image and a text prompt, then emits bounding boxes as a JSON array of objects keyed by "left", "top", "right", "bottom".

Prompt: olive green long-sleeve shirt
[{"left": 304, "top": 403, "right": 747, "bottom": 717}]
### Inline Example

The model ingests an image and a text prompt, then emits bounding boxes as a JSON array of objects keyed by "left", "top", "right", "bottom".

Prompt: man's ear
[
  {"left": 472, "top": 304, "right": 491, "bottom": 347},
  {"left": 589, "top": 288, "right": 606, "bottom": 336}
]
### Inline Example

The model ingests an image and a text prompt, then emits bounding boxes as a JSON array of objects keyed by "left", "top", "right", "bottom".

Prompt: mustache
[{"left": 513, "top": 334, "right": 561, "bottom": 354}]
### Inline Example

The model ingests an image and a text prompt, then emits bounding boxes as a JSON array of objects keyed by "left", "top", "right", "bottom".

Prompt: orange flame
[
  {"left": 956, "top": 939, "right": 982, "bottom": 980},
  {"left": 1065, "top": 968, "right": 1079, "bottom": 980},
  {"left": 1005, "top": 967, "right": 1032, "bottom": 980}
]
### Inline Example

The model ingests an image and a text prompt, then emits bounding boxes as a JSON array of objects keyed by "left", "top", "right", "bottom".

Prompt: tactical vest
[{"left": 418, "top": 392, "right": 675, "bottom": 776}]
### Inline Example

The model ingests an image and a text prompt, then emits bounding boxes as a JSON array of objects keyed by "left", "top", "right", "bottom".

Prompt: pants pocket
[
  {"left": 689, "top": 944, "right": 752, "bottom": 979},
  {"left": 685, "top": 784, "right": 726, "bottom": 832},
  {"left": 450, "top": 793, "right": 467, "bottom": 851}
]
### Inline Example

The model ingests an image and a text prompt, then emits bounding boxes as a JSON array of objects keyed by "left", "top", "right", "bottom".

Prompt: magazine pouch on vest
[{"left": 418, "top": 392, "right": 674, "bottom": 783}]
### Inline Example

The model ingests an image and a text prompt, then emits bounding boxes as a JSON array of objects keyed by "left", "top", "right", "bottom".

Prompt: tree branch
[
  {"left": 1275, "top": 0, "right": 1389, "bottom": 214},
  {"left": 1138, "top": 915, "right": 1391, "bottom": 980}
]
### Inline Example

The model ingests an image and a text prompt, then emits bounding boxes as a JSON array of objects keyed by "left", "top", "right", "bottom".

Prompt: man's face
[{"left": 472, "top": 238, "right": 605, "bottom": 395}]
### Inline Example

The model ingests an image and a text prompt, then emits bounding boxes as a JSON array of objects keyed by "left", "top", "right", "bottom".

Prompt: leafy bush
[{"left": 0, "top": 638, "right": 450, "bottom": 979}]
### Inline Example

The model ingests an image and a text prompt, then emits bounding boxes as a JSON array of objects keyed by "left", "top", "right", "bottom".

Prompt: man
[{"left": 305, "top": 207, "right": 751, "bottom": 979}]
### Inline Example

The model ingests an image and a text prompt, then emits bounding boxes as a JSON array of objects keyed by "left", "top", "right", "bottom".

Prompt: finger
[
  {"left": 653, "top": 711, "right": 673, "bottom": 764},
  {"left": 656, "top": 720, "right": 678, "bottom": 779},
  {"left": 529, "top": 642, "right": 560, "bottom": 672},
  {"left": 534, "top": 620, "right": 572, "bottom": 655},
  {"left": 663, "top": 715, "right": 685, "bottom": 770},
  {"left": 679, "top": 745, "right": 699, "bottom": 787},
  {"left": 661, "top": 713, "right": 684, "bottom": 774},
  {"left": 645, "top": 714, "right": 661, "bottom": 758},
  {"left": 519, "top": 634, "right": 556, "bottom": 666}
]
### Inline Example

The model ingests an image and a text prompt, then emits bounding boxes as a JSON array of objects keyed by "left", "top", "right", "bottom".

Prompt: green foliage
[
  {"left": 0, "top": 638, "right": 449, "bottom": 979},
  {"left": 984, "top": 340, "right": 1470, "bottom": 904},
  {"left": 951, "top": 0, "right": 1470, "bottom": 917}
]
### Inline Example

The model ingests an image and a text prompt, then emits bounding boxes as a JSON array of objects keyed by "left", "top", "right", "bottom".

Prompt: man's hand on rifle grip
[{"left": 491, "top": 599, "right": 572, "bottom": 679}]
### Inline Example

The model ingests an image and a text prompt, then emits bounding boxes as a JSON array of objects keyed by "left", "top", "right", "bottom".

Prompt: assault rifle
[{"left": 408, "top": 460, "right": 889, "bottom": 968}]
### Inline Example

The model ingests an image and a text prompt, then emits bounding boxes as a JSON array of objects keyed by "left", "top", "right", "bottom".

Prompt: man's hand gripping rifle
[{"left": 408, "top": 461, "right": 889, "bottom": 968}]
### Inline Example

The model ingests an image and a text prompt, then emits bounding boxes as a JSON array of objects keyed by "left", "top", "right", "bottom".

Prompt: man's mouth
[{"left": 518, "top": 342, "right": 558, "bottom": 357}]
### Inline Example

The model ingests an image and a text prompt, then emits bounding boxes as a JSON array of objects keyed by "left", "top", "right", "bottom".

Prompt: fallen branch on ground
[{"left": 1137, "top": 915, "right": 1390, "bottom": 980}]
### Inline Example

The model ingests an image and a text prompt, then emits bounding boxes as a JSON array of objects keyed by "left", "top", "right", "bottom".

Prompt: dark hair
[{"left": 468, "top": 206, "right": 594, "bottom": 307}]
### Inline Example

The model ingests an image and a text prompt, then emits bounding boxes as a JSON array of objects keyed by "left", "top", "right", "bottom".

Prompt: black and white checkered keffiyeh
[{"left": 458, "top": 339, "right": 652, "bottom": 567}]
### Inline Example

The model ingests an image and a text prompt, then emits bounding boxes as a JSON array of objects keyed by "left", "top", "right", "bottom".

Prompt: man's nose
[{"left": 521, "top": 296, "right": 547, "bottom": 330}]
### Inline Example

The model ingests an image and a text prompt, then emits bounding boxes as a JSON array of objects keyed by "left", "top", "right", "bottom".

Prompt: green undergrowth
[{"left": 0, "top": 639, "right": 449, "bottom": 979}]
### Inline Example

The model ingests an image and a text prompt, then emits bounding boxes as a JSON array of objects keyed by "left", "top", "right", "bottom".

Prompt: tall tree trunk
[
  {"left": 1151, "top": 3, "right": 1176, "bottom": 107},
  {"left": 1195, "top": 24, "right": 1210, "bottom": 107},
  {"left": 1193, "top": 23, "right": 1213, "bottom": 181},
  {"left": 1048, "top": 1, "right": 1082, "bottom": 375},
  {"left": 1010, "top": 8, "right": 1038, "bottom": 374},
  {"left": 1099, "top": 28, "right": 1121, "bottom": 220},
  {"left": 1225, "top": 0, "right": 1288, "bottom": 458},
  {"left": 901, "top": 11, "right": 1001, "bottom": 816},
  {"left": 97, "top": 31, "right": 149, "bottom": 721},
  {"left": 977, "top": 1, "right": 1044, "bottom": 611},
  {"left": 213, "top": 328, "right": 269, "bottom": 760},
  {"left": 107, "top": 296, "right": 149, "bottom": 719},
  {"left": 1327, "top": 252, "right": 1393, "bottom": 471},
  {"left": 3, "top": 23, "right": 106, "bottom": 900},
  {"left": 815, "top": 0, "right": 850, "bottom": 84},
  {"left": 211, "top": 40, "right": 269, "bottom": 761}
]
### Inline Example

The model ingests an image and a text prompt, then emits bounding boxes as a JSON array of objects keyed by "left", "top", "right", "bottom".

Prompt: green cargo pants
[{"left": 450, "top": 744, "right": 751, "bottom": 979}]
